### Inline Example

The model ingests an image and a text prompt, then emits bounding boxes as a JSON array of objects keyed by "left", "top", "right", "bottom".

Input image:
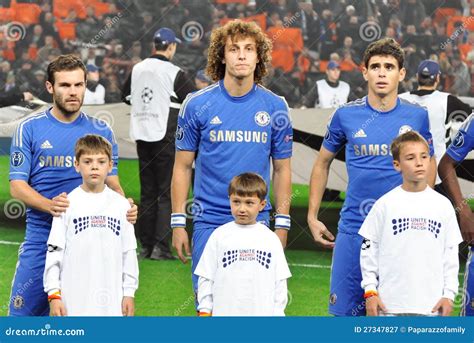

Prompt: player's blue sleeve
[
  {"left": 176, "top": 95, "right": 201, "bottom": 151},
  {"left": 9, "top": 121, "right": 33, "bottom": 181},
  {"left": 103, "top": 124, "right": 118, "bottom": 176},
  {"left": 322, "top": 109, "right": 346, "bottom": 153},
  {"left": 271, "top": 98, "right": 293, "bottom": 159},
  {"left": 419, "top": 110, "right": 435, "bottom": 157},
  {"left": 446, "top": 115, "right": 474, "bottom": 162}
]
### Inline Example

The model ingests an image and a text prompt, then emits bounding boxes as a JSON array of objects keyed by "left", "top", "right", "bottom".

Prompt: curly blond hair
[{"left": 206, "top": 21, "right": 272, "bottom": 84}]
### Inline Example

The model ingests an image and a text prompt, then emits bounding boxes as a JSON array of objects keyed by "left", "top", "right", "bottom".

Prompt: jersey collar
[{"left": 218, "top": 79, "right": 257, "bottom": 103}]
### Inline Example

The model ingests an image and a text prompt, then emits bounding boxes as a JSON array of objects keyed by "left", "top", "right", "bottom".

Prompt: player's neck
[
  {"left": 367, "top": 92, "right": 398, "bottom": 112},
  {"left": 81, "top": 183, "right": 106, "bottom": 194},
  {"left": 401, "top": 180, "right": 427, "bottom": 192},
  {"left": 51, "top": 106, "right": 81, "bottom": 123},
  {"left": 223, "top": 75, "right": 254, "bottom": 97}
]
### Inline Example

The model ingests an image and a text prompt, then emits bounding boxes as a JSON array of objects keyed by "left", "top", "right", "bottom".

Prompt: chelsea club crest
[{"left": 254, "top": 111, "right": 270, "bottom": 127}]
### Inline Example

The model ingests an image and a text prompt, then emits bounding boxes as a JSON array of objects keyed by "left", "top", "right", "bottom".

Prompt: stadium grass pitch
[{"left": 0, "top": 158, "right": 468, "bottom": 316}]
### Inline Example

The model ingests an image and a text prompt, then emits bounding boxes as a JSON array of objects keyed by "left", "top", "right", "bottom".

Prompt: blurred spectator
[
  {"left": 399, "top": 0, "right": 426, "bottom": 29},
  {"left": 450, "top": 52, "right": 471, "bottom": 96},
  {"left": 84, "top": 64, "right": 105, "bottom": 105},
  {"left": 194, "top": 69, "right": 211, "bottom": 90},
  {"left": 15, "top": 61, "right": 36, "bottom": 92},
  {"left": 0, "top": 89, "right": 33, "bottom": 108},
  {"left": 30, "top": 69, "right": 51, "bottom": 103}
]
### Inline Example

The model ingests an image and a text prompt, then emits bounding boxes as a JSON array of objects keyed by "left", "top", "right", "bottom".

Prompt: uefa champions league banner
[{"left": 0, "top": 103, "right": 472, "bottom": 198}]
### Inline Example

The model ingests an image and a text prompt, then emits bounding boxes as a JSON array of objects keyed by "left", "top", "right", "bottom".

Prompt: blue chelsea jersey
[
  {"left": 323, "top": 97, "right": 434, "bottom": 234},
  {"left": 446, "top": 114, "right": 474, "bottom": 162},
  {"left": 9, "top": 108, "right": 118, "bottom": 241},
  {"left": 176, "top": 80, "right": 293, "bottom": 229}
]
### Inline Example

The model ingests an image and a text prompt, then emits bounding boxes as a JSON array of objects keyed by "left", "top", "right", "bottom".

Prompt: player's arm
[
  {"left": 171, "top": 150, "right": 195, "bottom": 264},
  {"left": 307, "top": 146, "right": 336, "bottom": 248},
  {"left": 427, "top": 157, "right": 437, "bottom": 188},
  {"left": 106, "top": 172, "right": 138, "bottom": 225},
  {"left": 439, "top": 154, "right": 474, "bottom": 243},
  {"left": 10, "top": 180, "right": 69, "bottom": 216},
  {"left": 272, "top": 157, "right": 292, "bottom": 248}
]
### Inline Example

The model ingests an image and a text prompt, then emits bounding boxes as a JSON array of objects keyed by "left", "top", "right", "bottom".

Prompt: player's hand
[
  {"left": 122, "top": 296, "right": 135, "bottom": 316},
  {"left": 49, "top": 299, "right": 67, "bottom": 316},
  {"left": 307, "top": 217, "right": 335, "bottom": 248},
  {"left": 172, "top": 227, "right": 191, "bottom": 264},
  {"left": 365, "top": 296, "right": 386, "bottom": 316},
  {"left": 274, "top": 229, "right": 288, "bottom": 248},
  {"left": 459, "top": 209, "right": 474, "bottom": 244},
  {"left": 126, "top": 198, "right": 138, "bottom": 224},
  {"left": 50, "top": 192, "right": 69, "bottom": 217},
  {"left": 432, "top": 297, "right": 453, "bottom": 316},
  {"left": 22, "top": 92, "right": 34, "bottom": 101}
]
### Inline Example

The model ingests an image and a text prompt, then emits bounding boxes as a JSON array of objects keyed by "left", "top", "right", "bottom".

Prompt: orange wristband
[
  {"left": 364, "top": 290, "right": 378, "bottom": 299},
  {"left": 198, "top": 312, "right": 211, "bottom": 317},
  {"left": 48, "top": 291, "right": 61, "bottom": 302}
]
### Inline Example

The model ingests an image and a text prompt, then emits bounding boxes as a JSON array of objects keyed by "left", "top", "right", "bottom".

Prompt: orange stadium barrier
[
  {"left": 0, "top": 7, "right": 14, "bottom": 22},
  {"left": 94, "top": 2, "right": 112, "bottom": 17},
  {"left": 216, "top": 0, "right": 248, "bottom": 4},
  {"left": 271, "top": 46, "right": 295, "bottom": 73},
  {"left": 434, "top": 8, "right": 458, "bottom": 25},
  {"left": 267, "top": 27, "right": 303, "bottom": 53},
  {"left": 446, "top": 16, "right": 474, "bottom": 37},
  {"left": 56, "top": 21, "right": 77, "bottom": 40},
  {"left": 53, "top": 0, "right": 87, "bottom": 20}
]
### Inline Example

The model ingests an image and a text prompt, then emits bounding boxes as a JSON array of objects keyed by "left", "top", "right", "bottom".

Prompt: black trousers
[{"left": 136, "top": 139, "right": 175, "bottom": 253}]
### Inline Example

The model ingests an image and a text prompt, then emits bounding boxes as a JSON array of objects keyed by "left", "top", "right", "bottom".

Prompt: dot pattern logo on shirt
[
  {"left": 256, "top": 250, "right": 272, "bottom": 269},
  {"left": 222, "top": 250, "right": 237, "bottom": 268},
  {"left": 73, "top": 216, "right": 121, "bottom": 236},
  {"left": 391, "top": 217, "right": 441, "bottom": 238}
]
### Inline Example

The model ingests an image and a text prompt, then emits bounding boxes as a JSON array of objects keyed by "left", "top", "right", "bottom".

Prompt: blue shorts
[
  {"left": 329, "top": 231, "right": 365, "bottom": 316},
  {"left": 9, "top": 241, "right": 49, "bottom": 316},
  {"left": 191, "top": 227, "right": 217, "bottom": 292},
  {"left": 461, "top": 246, "right": 474, "bottom": 316}
]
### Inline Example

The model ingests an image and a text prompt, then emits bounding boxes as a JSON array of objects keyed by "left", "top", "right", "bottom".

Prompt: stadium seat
[
  {"left": 94, "top": 2, "right": 112, "bottom": 17},
  {"left": 434, "top": 8, "right": 457, "bottom": 24},
  {"left": 56, "top": 22, "right": 77, "bottom": 40},
  {"left": 447, "top": 16, "right": 474, "bottom": 37},
  {"left": 12, "top": 3, "right": 41, "bottom": 25},
  {"left": 220, "top": 14, "right": 267, "bottom": 31},
  {"left": 53, "top": 0, "right": 87, "bottom": 20},
  {"left": 267, "top": 27, "right": 303, "bottom": 53},
  {"left": 216, "top": 0, "right": 248, "bottom": 4},
  {"left": 0, "top": 7, "right": 14, "bottom": 22},
  {"left": 271, "top": 46, "right": 295, "bottom": 73}
]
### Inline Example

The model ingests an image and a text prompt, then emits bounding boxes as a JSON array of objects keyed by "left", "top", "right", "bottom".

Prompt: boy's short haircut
[
  {"left": 47, "top": 54, "right": 87, "bottom": 84},
  {"left": 228, "top": 172, "right": 267, "bottom": 201},
  {"left": 362, "top": 37, "right": 405, "bottom": 69},
  {"left": 75, "top": 134, "right": 112, "bottom": 161},
  {"left": 391, "top": 130, "right": 429, "bottom": 161}
]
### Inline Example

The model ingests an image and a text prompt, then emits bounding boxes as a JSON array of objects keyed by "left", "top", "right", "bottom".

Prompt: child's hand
[
  {"left": 122, "top": 296, "right": 135, "bottom": 316},
  {"left": 126, "top": 199, "right": 138, "bottom": 224},
  {"left": 365, "top": 296, "right": 386, "bottom": 316},
  {"left": 49, "top": 299, "right": 67, "bottom": 316},
  {"left": 432, "top": 297, "right": 453, "bottom": 316}
]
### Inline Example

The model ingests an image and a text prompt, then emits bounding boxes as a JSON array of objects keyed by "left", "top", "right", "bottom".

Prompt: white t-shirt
[
  {"left": 84, "top": 84, "right": 106, "bottom": 105},
  {"left": 359, "top": 186, "right": 462, "bottom": 315},
  {"left": 44, "top": 186, "right": 138, "bottom": 316},
  {"left": 195, "top": 221, "right": 292, "bottom": 316}
]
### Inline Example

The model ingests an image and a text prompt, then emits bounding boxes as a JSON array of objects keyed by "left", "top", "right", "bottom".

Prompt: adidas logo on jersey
[
  {"left": 41, "top": 140, "right": 53, "bottom": 149},
  {"left": 210, "top": 116, "right": 222, "bottom": 125},
  {"left": 353, "top": 129, "right": 367, "bottom": 138}
]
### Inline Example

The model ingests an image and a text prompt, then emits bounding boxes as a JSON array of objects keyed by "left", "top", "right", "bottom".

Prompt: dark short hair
[
  {"left": 75, "top": 134, "right": 112, "bottom": 161},
  {"left": 363, "top": 38, "right": 405, "bottom": 69},
  {"left": 391, "top": 130, "right": 429, "bottom": 161},
  {"left": 154, "top": 41, "right": 171, "bottom": 52},
  {"left": 47, "top": 54, "right": 87, "bottom": 84},
  {"left": 228, "top": 173, "right": 267, "bottom": 201}
]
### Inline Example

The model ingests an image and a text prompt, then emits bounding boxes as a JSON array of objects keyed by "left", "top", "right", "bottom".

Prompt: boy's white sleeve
[
  {"left": 442, "top": 207, "right": 463, "bottom": 300},
  {"left": 359, "top": 201, "right": 384, "bottom": 292},
  {"left": 197, "top": 276, "right": 213, "bottom": 313},
  {"left": 122, "top": 249, "right": 139, "bottom": 297},
  {"left": 44, "top": 214, "right": 67, "bottom": 295},
  {"left": 273, "top": 279, "right": 288, "bottom": 316}
]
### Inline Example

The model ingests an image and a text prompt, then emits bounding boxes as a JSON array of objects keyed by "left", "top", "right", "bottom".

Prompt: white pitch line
[
  {"left": 0, "top": 240, "right": 21, "bottom": 246},
  {"left": 288, "top": 263, "right": 331, "bottom": 269}
]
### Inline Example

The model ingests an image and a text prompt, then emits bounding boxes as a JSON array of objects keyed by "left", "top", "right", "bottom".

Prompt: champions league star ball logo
[
  {"left": 141, "top": 87, "right": 154, "bottom": 104},
  {"left": 254, "top": 111, "right": 270, "bottom": 127}
]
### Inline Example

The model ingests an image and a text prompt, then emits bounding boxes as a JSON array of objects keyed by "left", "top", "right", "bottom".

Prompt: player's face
[
  {"left": 75, "top": 153, "right": 112, "bottom": 191},
  {"left": 223, "top": 36, "right": 258, "bottom": 81},
  {"left": 230, "top": 193, "right": 266, "bottom": 225},
  {"left": 363, "top": 55, "right": 405, "bottom": 98},
  {"left": 393, "top": 141, "right": 430, "bottom": 184},
  {"left": 46, "top": 69, "right": 86, "bottom": 116}
]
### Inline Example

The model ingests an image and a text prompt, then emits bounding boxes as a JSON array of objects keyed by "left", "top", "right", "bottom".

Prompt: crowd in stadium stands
[{"left": 0, "top": 0, "right": 473, "bottom": 107}]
